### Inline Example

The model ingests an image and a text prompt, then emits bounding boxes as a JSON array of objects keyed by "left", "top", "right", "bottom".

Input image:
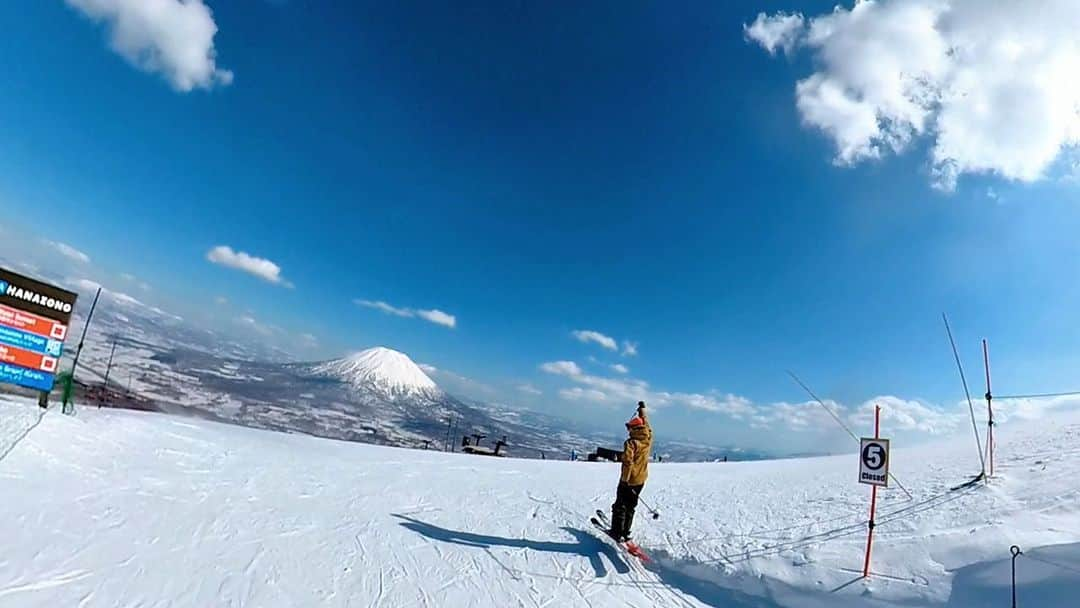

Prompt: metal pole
[
  {"left": 943, "top": 313, "right": 986, "bottom": 479},
  {"left": 1010, "top": 545, "right": 1022, "bottom": 608},
  {"left": 101, "top": 340, "right": 117, "bottom": 408},
  {"left": 64, "top": 287, "right": 101, "bottom": 414},
  {"left": 983, "top": 339, "right": 995, "bottom": 478},
  {"left": 637, "top": 493, "right": 661, "bottom": 520}
]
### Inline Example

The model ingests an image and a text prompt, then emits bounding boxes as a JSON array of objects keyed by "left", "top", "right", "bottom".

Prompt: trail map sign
[
  {"left": 859, "top": 437, "right": 890, "bottom": 487},
  {"left": 0, "top": 267, "right": 77, "bottom": 392}
]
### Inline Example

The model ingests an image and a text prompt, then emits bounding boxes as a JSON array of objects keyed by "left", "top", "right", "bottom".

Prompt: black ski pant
[{"left": 610, "top": 481, "right": 644, "bottom": 538}]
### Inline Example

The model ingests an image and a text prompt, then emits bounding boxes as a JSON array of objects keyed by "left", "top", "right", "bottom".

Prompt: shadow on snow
[
  {"left": 393, "top": 513, "right": 781, "bottom": 606},
  {"left": 392, "top": 513, "right": 630, "bottom": 578}
]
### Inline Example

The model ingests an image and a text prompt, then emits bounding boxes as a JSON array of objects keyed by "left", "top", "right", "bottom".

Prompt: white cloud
[
  {"left": 72, "top": 278, "right": 103, "bottom": 292},
  {"left": 659, "top": 392, "right": 756, "bottom": 418},
  {"left": 610, "top": 363, "right": 629, "bottom": 374},
  {"left": 621, "top": 340, "right": 639, "bottom": 357},
  {"left": 299, "top": 333, "right": 318, "bottom": 348},
  {"left": 71, "top": 277, "right": 145, "bottom": 308},
  {"left": 416, "top": 309, "right": 457, "bottom": 329},
  {"left": 985, "top": 394, "right": 1080, "bottom": 423},
  {"left": 355, "top": 299, "right": 457, "bottom": 329},
  {"left": 572, "top": 330, "right": 617, "bottom": 351},
  {"left": 749, "top": 399, "right": 842, "bottom": 432},
  {"left": 540, "top": 354, "right": 971, "bottom": 438},
  {"left": 744, "top": 11, "right": 805, "bottom": 56},
  {"left": 517, "top": 383, "right": 542, "bottom": 395},
  {"left": 540, "top": 361, "right": 583, "bottom": 377},
  {"left": 356, "top": 300, "right": 412, "bottom": 317},
  {"left": 214, "top": 296, "right": 228, "bottom": 305},
  {"left": 206, "top": 246, "right": 291, "bottom": 287},
  {"left": 44, "top": 240, "right": 91, "bottom": 264},
  {"left": 418, "top": 363, "right": 438, "bottom": 373},
  {"left": 65, "top": 0, "right": 233, "bottom": 92},
  {"left": 750, "top": 0, "right": 1080, "bottom": 190},
  {"left": 849, "top": 396, "right": 964, "bottom": 435},
  {"left": 540, "top": 359, "right": 650, "bottom": 405},
  {"left": 559, "top": 387, "right": 612, "bottom": 403}
]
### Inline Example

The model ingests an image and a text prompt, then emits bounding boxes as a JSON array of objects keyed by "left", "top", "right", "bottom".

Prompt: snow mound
[{"left": 312, "top": 346, "right": 442, "bottom": 400}]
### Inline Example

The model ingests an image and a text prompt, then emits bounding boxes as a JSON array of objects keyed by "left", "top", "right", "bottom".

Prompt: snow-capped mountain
[{"left": 311, "top": 347, "right": 443, "bottom": 401}]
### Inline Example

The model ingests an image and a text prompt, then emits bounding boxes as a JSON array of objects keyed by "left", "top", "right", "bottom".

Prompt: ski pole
[{"left": 638, "top": 494, "right": 660, "bottom": 520}]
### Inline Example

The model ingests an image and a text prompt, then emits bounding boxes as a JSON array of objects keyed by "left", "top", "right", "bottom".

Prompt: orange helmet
[{"left": 626, "top": 416, "right": 644, "bottom": 429}]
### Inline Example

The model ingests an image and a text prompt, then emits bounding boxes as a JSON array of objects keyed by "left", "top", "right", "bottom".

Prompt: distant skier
[{"left": 609, "top": 401, "right": 652, "bottom": 542}]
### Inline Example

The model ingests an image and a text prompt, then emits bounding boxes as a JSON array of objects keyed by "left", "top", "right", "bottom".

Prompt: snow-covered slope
[
  {"left": 1, "top": 396, "right": 1078, "bottom": 607},
  {"left": 311, "top": 347, "right": 443, "bottom": 401}
]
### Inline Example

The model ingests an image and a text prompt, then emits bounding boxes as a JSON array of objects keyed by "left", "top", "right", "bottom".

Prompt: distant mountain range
[{"left": 0, "top": 268, "right": 770, "bottom": 462}]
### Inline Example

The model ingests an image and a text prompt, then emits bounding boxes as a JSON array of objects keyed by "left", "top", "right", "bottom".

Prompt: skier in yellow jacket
[{"left": 609, "top": 401, "right": 652, "bottom": 541}]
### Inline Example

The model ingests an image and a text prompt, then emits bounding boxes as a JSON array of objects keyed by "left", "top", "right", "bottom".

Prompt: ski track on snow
[{"left": 1, "top": 395, "right": 1079, "bottom": 607}]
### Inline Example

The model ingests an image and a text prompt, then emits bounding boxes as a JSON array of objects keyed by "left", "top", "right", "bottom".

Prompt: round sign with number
[{"left": 859, "top": 438, "right": 890, "bottom": 487}]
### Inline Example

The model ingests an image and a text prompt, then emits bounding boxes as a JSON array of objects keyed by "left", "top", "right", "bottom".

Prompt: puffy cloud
[
  {"left": 416, "top": 309, "right": 457, "bottom": 329},
  {"left": 849, "top": 396, "right": 964, "bottom": 434},
  {"left": 991, "top": 394, "right": 1080, "bottom": 422},
  {"left": 660, "top": 392, "right": 756, "bottom": 418},
  {"left": 206, "top": 246, "right": 291, "bottom": 287},
  {"left": 621, "top": 340, "right": 639, "bottom": 357},
  {"left": 356, "top": 300, "right": 412, "bottom": 317},
  {"left": 749, "top": 0, "right": 1080, "bottom": 190},
  {"left": 610, "top": 364, "right": 629, "bottom": 374},
  {"left": 744, "top": 11, "right": 805, "bottom": 56},
  {"left": 65, "top": 0, "right": 233, "bottom": 92},
  {"left": 540, "top": 360, "right": 584, "bottom": 377},
  {"left": 44, "top": 240, "right": 91, "bottom": 264},
  {"left": 355, "top": 299, "right": 457, "bottom": 329},
  {"left": 572, "top": 330, "right": 618, "bottom": 351}
]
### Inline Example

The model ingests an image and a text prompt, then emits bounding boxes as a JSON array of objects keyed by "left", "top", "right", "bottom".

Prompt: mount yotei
[{"left": 6, "top": 275, "right": 749, "bottom": 462}]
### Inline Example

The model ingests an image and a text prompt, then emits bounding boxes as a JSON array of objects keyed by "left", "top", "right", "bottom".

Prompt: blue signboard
[
  {"left": 0, "top": 362, "right": 55, "bottom": 392},
  {"left": 0, "top": 325, "right": 64, "bottom": 357}
]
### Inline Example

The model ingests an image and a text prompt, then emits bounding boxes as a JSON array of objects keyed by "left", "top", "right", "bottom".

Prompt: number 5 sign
[{"left": 859, "top": 438, "right": 890, "bottom": 487}]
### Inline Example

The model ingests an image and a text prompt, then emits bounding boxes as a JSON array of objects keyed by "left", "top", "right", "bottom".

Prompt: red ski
[{"left": 591, "top": 511, "right": 651, "bottom": 563}]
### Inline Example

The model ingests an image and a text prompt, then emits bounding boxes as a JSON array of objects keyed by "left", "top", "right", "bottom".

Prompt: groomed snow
[{"left": 1, "top": 397, "right": 1078, "bottom": 607}]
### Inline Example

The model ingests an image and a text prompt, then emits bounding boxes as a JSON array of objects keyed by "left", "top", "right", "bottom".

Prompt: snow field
[{"left": 1, "top": 397, "right": 1078, "bottom": 607}]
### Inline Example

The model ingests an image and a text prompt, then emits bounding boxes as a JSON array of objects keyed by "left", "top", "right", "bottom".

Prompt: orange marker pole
[
  {"left": 862, "top": 404, "right": 881, "bottom": 578},
  {"left": 983, "top": 339, "right": 994, "bottom": 478}
]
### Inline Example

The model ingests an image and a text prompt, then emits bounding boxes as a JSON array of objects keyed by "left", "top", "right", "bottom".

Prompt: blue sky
[{"left": 2, "top": 1, "right": 1080, "bottom": 450}]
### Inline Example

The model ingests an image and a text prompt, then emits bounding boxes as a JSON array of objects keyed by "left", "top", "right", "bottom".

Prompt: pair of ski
[{"left": 590, "top": 509, "right": 650, "bottom": 562}]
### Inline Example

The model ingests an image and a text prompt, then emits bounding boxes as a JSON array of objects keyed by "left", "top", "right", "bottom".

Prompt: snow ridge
[{"left": 313, "top": 347, "right": 442, "bottom": 400}]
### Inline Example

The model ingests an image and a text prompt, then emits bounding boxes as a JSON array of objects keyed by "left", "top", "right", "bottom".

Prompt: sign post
[
  {"left": 983, "top": 339, "right": 995, "bottom": 478},
  {"left": 860, "top": 405, "right": 889, "bottom": 578}
]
